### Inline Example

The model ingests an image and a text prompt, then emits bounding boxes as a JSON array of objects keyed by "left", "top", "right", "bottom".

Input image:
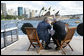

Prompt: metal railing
[{"left": 1, "top": 21, "right": 19, "bottom": 49}]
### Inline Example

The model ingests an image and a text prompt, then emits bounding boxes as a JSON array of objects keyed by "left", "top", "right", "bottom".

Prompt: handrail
[
  {"left": 1, "top": 20, "right": 19, "bottom": 49},
  {"left": 1, "top": 27, "right": 18, "bottom": 33}
]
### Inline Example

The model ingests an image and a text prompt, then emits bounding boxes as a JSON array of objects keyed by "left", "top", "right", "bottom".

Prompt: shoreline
[{"left": 1, "top": 18, "right": 79, "bottom": 21}]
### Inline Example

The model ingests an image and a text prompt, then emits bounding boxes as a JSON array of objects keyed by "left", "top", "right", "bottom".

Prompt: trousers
[{"left": 52, "top": 34, "right": 66, "bottom": 47}]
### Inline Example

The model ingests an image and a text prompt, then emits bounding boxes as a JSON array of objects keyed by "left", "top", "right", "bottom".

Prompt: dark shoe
[
  {"left": 55, "top": 47, "right": 60, "bottom": 50},
  {"left": 44, "top": 46, "right": 52, "bottom": 50}
]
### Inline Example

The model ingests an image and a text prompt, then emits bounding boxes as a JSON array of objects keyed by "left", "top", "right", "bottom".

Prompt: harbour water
[{"left": 1, "top": 19, "right": 82, "bottom": 36}]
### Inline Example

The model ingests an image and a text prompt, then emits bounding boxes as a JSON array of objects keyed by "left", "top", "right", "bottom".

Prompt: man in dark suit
[
  {"left": 37, "top": 17, "right": 53, "bottom": 50},
  {"left": 51, "top": 18, "right": 67, "bottom": 50}
]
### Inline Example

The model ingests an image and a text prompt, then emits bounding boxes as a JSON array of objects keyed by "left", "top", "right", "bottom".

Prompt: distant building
[
  {"left": 14, "top": 11, "right": 18, "bottom": 16},
  {"left": 31, "top": 10, "right": 35, "bottom": 17},
  {"left": 35, "top": 10, "right": 38, "bottom": 17},
  {"left": 28, "top": 9, "right": 31, "bottom": 18},
  {"left": 44, "top": 11, "right": 50, "bottom": 16},
  {"left": 24, "top": 8, "right": 29, "bottom": 18},
  {"left": 7, "top": 9, "right": 15, "bottom": 15},
  {"left": 55, "top": 10, "right": 60, "bottom": 16},
  {"left": 18, "top": 7, "right": 23, "bottom": 16},
  {"left": 29, "top": 10, "right": 35, "bottom": 18},
  {"left": 24, "top": 8, "right": 26, "bottom": 15},
  {"left": 1, "top": 10, "right": 2, "bottom": 15},
  {"left": 74, "top": 14, "right": 83, "bottom": 18},
  {"left": 1, "top": 3, "right": 7, "bottom": 16},
  {"left": 62, "top": 14, "right": 83, "bottom": 19},
  {"left": 30, "top": 11, "right": 32, "bottom": 18}
]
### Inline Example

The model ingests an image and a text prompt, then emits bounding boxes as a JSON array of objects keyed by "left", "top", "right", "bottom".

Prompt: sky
[{"left": 1, "top": 1, "right": 83, "bottom": 15}]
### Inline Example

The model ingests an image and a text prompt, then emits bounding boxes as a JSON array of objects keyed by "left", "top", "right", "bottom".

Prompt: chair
[
  {"left": 25, "top": 27, "right": 43, "bottom": 53},
  {"left": 65, "top": 24, "right": 69, "bottom": 30},
  {"left": 56, "top": 27, "right": 77, "bottom": 54}
]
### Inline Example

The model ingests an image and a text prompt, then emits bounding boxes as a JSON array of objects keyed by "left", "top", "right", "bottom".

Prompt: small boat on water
[{"left": 75, "top": 21, "right": 80, "bottom": 23}]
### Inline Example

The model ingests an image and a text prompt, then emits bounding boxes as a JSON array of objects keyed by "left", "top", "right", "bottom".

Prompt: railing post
[
  {"left": 11, "top": 30, "right": 13, "bottom": 43},
  {"left": 3, "top": 24, "right": 6, "bottom": 47},
  {"left": 16, "top": 22, "right": 19, "bottom": 40}
]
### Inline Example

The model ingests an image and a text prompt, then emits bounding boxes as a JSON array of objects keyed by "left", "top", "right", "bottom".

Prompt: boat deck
[{"left": 1, "top": 35, "right": 83, "bottom": 55}]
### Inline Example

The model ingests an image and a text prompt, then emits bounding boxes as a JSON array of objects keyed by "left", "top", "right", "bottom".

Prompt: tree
[
  {"left": 6, "top": 15, "right": 13, "bottom": 19},
  {"left": 1, "top": 15, "right": 5, "bottom": 19},
  {"left": 17, "top": 15, "right": 24, "bottom": 19},
  {"left": 3, "top": 15, "right": 16, "bottom": 20}
]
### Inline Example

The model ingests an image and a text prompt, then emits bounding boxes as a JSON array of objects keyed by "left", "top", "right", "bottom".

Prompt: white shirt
[{"left": 50, "top": 26, "right": 55, "bottom": 36}]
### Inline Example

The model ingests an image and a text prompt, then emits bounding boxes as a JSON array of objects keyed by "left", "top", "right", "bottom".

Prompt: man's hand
[{"left": 50, "top": 29, "right": 55, "bottom": 36}]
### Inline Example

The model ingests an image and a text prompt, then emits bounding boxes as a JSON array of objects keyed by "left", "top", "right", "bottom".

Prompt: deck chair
[
  {"left": 56, "top": 27, "right": 77, "bottom": 54},
  {"left": 65, "top": 24, "right": 69, "bottom": 30},
  {"left": 25, "top": 27, "right": 43, "bottom": 53}
]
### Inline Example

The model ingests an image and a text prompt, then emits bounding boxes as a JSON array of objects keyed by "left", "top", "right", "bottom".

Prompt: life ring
[{"left": 77, "top": 23, "right": 83, "bottom": 36}]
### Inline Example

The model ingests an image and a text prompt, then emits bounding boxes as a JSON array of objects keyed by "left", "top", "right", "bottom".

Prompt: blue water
[{"left": 1, "top": 19, "right": 82, "bottom": 36}]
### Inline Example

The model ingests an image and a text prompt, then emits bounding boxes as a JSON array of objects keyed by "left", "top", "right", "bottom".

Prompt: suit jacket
[
  {"left": 37, "top": 21, "right": 51, "bottom": 42},
  {"left": 53, "top": 21, "right": 66, "bottom": 40}
]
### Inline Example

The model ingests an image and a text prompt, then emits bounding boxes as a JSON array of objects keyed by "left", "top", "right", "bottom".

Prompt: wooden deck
[{"left": 1, "top": 35, "right": 83, "bottom": 55}]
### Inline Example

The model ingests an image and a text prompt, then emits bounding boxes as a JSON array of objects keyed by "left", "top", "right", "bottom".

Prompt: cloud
[
  {"left": 58, "top": 1, "right": 83, "bottom": 15},
  {"left": 1, "top": 1, "right": 83, "bottom": 15},
  {"left": 31, "top": 1, "right": 45, "bottom": 5}
]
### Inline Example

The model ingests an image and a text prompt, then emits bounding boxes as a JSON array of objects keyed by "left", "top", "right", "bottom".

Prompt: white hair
[
  {"left": 53, "top": 18, "right": 60, "bottom": 22},
  {"left": 43, "top": 17, "right": 49, "bottom": 22},
  {"left": 44, "top": 17, "right": 53, "bottom": 22}
]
